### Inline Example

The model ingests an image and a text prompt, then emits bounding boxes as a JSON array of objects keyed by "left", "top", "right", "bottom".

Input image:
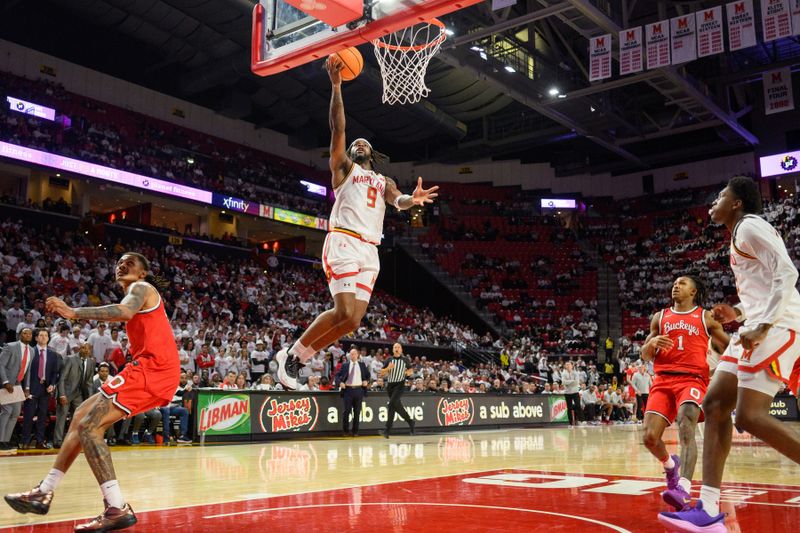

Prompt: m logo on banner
[{"left": 763, "top": 66, "right": 795, "bottom": 115}]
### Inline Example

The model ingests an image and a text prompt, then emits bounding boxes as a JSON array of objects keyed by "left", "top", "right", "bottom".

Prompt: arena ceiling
[{"left": 1, "top": 0, "right": 799, "bottom": 175}]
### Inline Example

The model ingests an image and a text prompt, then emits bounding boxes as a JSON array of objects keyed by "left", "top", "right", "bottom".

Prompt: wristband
[{"left": 393, "top": 194, "right": 412, "bottom": 209}]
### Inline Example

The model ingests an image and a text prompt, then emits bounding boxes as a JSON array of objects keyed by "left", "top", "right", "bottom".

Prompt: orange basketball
[{"left": 330, "top": 47, "right": 363, "bottom": 81}]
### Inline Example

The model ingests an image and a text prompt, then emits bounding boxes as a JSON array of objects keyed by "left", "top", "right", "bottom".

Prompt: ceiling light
[
  {"left": 590, "top": 106, "right": 596, "bottom": 112},
  {"left": 187, "top": 157, "right": 195, "bottom": 164},
  {"left": 548, "top": 87, "right": 560, "bottom": 96},
  {"left": 504, "top": 65, "right": 515, "bottom": 73},
  {"left": 557, "top": 93, "right": 567, "bottom": 98},
  {"left": 444, "top": 28, "right": 454, "bottom": 36},
  {"left": 470, "top": 46, "right": 484, "bottom": 52},
  {"left": 479, "top": 52, "right": 487, "bottom": 60}
]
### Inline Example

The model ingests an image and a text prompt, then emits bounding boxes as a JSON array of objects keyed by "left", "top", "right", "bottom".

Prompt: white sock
[
  {"left": 678, "top": 477, "right": 691, "bottom": 493},
  {"left": 288, "top": 341, "right": 306, "bottom": 359},
  {"left": 699, "top": 485, "right": 720, "bottom": 516},
  {"left": 661, "top": 455, "right": 676, "bottom": 470},
  {"left": 39, "top": 468, "right": 65, "bottom": 493},
  {"left": 100, "top": 480, "right": 125, "bottom": 509}
]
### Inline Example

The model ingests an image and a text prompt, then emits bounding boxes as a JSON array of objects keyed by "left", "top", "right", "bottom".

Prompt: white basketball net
[{"left": 372, "top": 20, "right": 446, "bottom": 105}]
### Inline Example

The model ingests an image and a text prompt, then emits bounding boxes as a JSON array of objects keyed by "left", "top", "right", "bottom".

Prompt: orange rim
[{"left": 373, "top": 18, "right": 446, "bottom": 53}]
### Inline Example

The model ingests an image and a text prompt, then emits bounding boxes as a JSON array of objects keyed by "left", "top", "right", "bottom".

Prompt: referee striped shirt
[{"left": 384, "top": 355, "right": 412, "bottom": 383}]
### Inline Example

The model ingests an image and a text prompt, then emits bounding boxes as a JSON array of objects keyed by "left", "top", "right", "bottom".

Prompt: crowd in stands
[{"left": 0, "top": 71, "right": 330, "bottom": 217}]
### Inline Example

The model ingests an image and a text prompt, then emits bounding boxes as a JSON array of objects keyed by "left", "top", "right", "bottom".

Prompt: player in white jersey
[
  {"left": 660, "top": 176, "right": 800, "bottom": 533},
  {"left": 275, "top": 55, "right": 439, "bottom": 390}
]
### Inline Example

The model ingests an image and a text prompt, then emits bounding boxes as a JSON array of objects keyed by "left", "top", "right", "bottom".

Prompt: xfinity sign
[{"left": 223, "top": 196, "right": 250, "bottom": 212}]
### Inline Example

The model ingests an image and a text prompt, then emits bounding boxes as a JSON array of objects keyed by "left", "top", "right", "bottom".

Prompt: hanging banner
[
  {"left": 763, "top": 67, "right": 795, "bottom": 115},
  {"left": 792, "top": 0, "right": 800, "bottom": 36},
  {"left": 727, "top": 0, "right": 757, "bottom": 51},
  {"left": 670, "top": 14, "right": 697, "bottom": 64},
  {"left": 589, "top": 33, "right": 612, "bottom": 81},
  {"left": 619, "top": 27, "right": 643, "bottom": 75},
  {"left": 761, "top": 0, "right": 793, "bottom": 42},
  {"left": 696, "top": 7, "right": 725, "bottom": 57},
  {"left": 646, "top": 20, "right": 671, "bottom": 69}
]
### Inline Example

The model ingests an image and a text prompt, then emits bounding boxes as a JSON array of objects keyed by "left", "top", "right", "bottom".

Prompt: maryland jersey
[
  {"left": 329, "top": 162, "right": 387, "bottom": 244},
  {"left": 656, "top": 306, "right": 710, "bottom": 377},
  {"left": 730, "top": 215, "right": 800, "bottom": 332}
]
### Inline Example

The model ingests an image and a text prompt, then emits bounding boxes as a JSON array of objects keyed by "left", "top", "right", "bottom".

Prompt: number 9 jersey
[
  {"left": 329, "top": 162, "right": 387, "bottom": 245},
  {"left": 656, "top": 306, "right": 711, "bottom": 377}
]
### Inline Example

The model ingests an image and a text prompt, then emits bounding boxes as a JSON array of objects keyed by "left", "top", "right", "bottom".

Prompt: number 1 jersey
[
  {"left": 656, "top": 306, "right": 710, "bottom": 377},
  {"left": 329, "top": 162, "right": 387, "bottom": 244}
]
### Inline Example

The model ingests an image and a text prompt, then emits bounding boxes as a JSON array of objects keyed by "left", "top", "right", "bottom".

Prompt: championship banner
[
  {"left": 696, "top": 6, "right": 724, "bottom": 57},
  {"left": 761, "top": 0, "right": 793, "bottom": 42},
  {"left": 763, "top": 67, "right": 795, "bottom": 115},
  {"left": 645, "top": 20, "right": 671, "bottom": 69},
  {"left": 670, "top": 14, "right": 697, "bottom": 64},
  {"left": 619, "top": 27, "right": 643, "bottom": 75},
  {"left": 196, "top": 393, "right": 251, "bottom": 436},
  {"left": 727, "top": 0, "right": 757, "bottom": 51},
  {"left": 589, "top": 33, "right": 612, "bottom": 81},
  {"left": 792, "top": 0, "right": 800, "bottom": 36}
]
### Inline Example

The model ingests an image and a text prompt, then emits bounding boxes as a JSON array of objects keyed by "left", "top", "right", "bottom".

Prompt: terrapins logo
[
  {"left": 781, "top": 155, "right": 798, "bottom": 172},
  {"left": 259, "top": 396, "right": 319, "bottom": 432},
  {"left": 436, "top": 397, "right": 475, "bottom": 427}
]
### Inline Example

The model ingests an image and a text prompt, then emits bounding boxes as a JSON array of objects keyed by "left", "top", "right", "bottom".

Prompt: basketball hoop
[{"left": 372, "top": 18, "right": 446, "bottom": 105}]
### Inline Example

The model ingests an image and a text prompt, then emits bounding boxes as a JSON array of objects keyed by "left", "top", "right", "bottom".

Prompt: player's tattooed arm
[{"left": 46, "top": 283, "right": 149, "bottom": 322}]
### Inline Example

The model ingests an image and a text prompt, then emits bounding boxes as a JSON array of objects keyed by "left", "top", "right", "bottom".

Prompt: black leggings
[{"left": 565, "top": 393, "right": 581, "bottom": 425}]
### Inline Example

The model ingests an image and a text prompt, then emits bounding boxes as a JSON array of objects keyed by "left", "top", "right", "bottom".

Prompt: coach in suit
[
  {"left": 21, "top": 329, "right": 60, "bottom": 449},
  {"left": 0, "top": 327, "right": 33, "bottom": 453},
  {"left": 53, "top": 343, "right": 94, "bottom": 447},
  {"left": 335, "top": 349, "right": 370, "bottom": 436}
]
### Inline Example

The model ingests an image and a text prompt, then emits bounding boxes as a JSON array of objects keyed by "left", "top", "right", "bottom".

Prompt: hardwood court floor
[{"left": 1, "top": 424, "right": 798, "bottom": 532}]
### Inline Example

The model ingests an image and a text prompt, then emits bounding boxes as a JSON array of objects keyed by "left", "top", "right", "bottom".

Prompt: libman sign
[{"left": 197, "top": 394, "right": 251, "bottom": 435}]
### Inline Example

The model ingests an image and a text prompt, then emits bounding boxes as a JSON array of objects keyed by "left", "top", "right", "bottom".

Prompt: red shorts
[
  {"left": 100, "top": 359, "right": 180, "bottom": 417},
  {"left": 645, "top": 374, "right": 707, "bottom": 424}
]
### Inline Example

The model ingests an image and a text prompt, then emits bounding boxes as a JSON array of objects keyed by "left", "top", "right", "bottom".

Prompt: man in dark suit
[
  {"left": 21, "top": 329, "right": 60, "bottom": 449},
  {"left": 334, "top": 348, "right": 370, "bottom": 437},
  {"left": 53, "top": 344, "right": 94, "bottom": 448},
  {"left": 0, "top": 327, "right": 33, "bottom": 454}
]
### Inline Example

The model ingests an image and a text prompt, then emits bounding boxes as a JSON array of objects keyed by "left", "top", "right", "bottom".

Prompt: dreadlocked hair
[
  {"left": 124, "top": 251, "right": 170, "bottom": 292},
  {"left": 727, "top": 175, "right": 762, "bottom": 214},
  {"left": 685, "top": 275, "right": 707, "bottom": 307}
]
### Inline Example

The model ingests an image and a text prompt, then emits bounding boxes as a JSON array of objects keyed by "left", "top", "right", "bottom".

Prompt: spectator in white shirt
[
  {"left": 87, "top": 323, "right": 112, "bottom": 365},
  {"left": 48, "top": 324, "right": 72, "bottom": 357},
  {"left": 5, "top": 301, "right": 25, "bottom": 333}
]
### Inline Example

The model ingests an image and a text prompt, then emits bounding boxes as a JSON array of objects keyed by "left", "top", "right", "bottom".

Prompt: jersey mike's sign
[
  {"left": 197, "top": 394, "right": 251, "bottom": 435},
  {"left": 259, "top": 396, "right": 320, "bottom": 432}
]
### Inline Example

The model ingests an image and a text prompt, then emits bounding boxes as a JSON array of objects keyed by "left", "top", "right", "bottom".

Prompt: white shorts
[
  {"left": 322, "top": 231, "right": 379, "bottom": 302},
  {"left": 717, "top": 327, "right": 800, "bottom": 397}
]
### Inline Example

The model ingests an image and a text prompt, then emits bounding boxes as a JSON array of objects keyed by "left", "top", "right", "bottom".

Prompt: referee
[{"left": 378, "top": 343, "right": 415, "bottom": 438}]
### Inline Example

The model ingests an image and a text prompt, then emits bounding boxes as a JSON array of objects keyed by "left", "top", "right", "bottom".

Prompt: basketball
[{"left": 330, "top": 47, "right": 363, "bottom": 81}]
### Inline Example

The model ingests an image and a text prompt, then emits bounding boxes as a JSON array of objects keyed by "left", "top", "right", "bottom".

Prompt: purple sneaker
[
  {"left": 665, "top": 454, "right": 681, "bottom": 490},
  {"left": 662, "top": 485, "right": 692, "bottom": 511},
  {"left": 657, "top": 500, "right": 726, "bottom": 533}
]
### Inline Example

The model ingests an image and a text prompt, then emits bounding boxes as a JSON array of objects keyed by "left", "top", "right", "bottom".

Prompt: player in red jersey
[
  {"left": 640, "top": 275, "right": 729, "bottom": 511},
  {"left": 4, "top": 252, "right": 180, "bottom": 532}
]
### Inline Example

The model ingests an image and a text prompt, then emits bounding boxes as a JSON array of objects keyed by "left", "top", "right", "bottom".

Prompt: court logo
[
  {"left": 259, "top": 396, "right": 320, "bottom": 433},
  {"left": 549, "top": 397, "right": 569, "bottom": 423},
  {"left": 197, "top": 394, "right": 251, "bottom": 435},
  {"left": 436, "top": 397, "right": 474, "bottom": 426}
]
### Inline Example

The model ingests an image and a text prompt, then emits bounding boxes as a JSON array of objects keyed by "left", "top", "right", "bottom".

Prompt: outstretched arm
[
  {"left": 46, "top": 282, "right": 150, "bottom": 322},
  {"left": 327, "top": 57, "right": 352, "bottom": 190},
  {"left": 385, "top": 177, "right": 439, "bottom": 211}
]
